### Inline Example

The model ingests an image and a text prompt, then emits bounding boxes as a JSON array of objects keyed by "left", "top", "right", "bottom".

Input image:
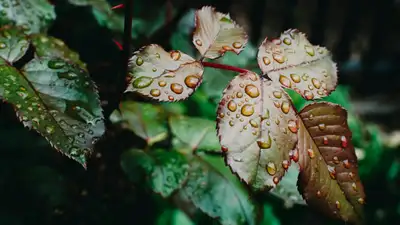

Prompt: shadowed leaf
[
  {"left": 0, "top": 0, "right": 56, "bottom": 34},
  {"left": 193, "top": 6, "right": 248, "bottom": 59},
  {"left": 30, "top": 34, "right": 87, "bottom": 69},
  {"left": 270, "top": 163, "right": 306, "bottom": 208},
  {"left": 121, "top": 149, "right": 189, "bottom": 198},
  {"left": 169, "top": 115, "right": 220, "bottom": 153},
  {"left": 217, "top": 71, "right": 297, "bottom": 190},
  {"left": 257, "top": 29, "right": 337, "bottom": 100},
  {"left": 0, "top": 26, "right": 29, "bottom": 63},
  {"left": 110, "top": 101, "right": 168, "bottom": 146},
  {"left": 297, "top": 102, "right": 365, "bottom": 223},
  {"left": 126, "top": 44, "right": 204, "bottom": 102},
  {"left": 180, "top": 156, "right": 256, "bottom": 225},
  {"left": 0, "top": 58, "right": 105, "bottom": 166}
]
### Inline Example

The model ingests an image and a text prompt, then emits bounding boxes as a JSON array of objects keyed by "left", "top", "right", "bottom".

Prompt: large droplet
[
  {"left": 263, "top": 57, "right": 271, "bottom": 65},
  {"left": 266, "top": 162, "right": 276, "bottom": 175},
  {"left": 304, "top": 45, "right": 315, "bottom": 56},
  {"left": 133, "top": 76, "right": 153, "bottom": 89},
  {"left": 290, "top": 73, "right": 300, "bottom": 83},
  {"left": 273, "top": 91, "right": 282, "bottom": 99},
  {"left": 45, "top": 126, "right": 55, "bottom": 134},
  {"left": 244, "top": 84, "right": 260, "bottom": 98},
  {"left": 48, "top": 59, "right": 65, "bottom": 69},
  {"left": 282, "top": 160, "right": 289, "bottom": 170},
  {"left": 311, "top": 78, "right": 321, "bottom": 89},
  {"left": 170, "top": 83, "right": 183, "bottom": 94},
  {"left": 136, "top": 57, "right": 144, "bottom": 66},
  {"left": 232, "top": 42, "right": 242, "bottom": 49},
  {"left": 195, "top": 39, "right": 202, "bottom": 46},
  {"left": 304, "top": 90, "right": 314, "bottom": 100},
  {"left": 327, "top": 165, "right": 336, "bottom": 179},
  {"left": 357, "top": 198, "right": 365, "bottom": 205},
  {"left": 257, "top": 134, "right": 272, "bottom": 149},
  {"left": 184, "top": 75, "right": 200, "bottom": 88},
  {"left": 150, "top": 89, "right": 160, "bottom": 97},
  {"left": 318, "top": 123, "right": 326, "bottom": 130},
  {"left": 281, "top": 101, "right": 290, "bottom": 114},
  {"left": 158, "top": 80, "right": 166, "bottom": 87},
  {"left": 170, "top": 50, "right": 181, "bottom": 60},
  {"left": 227, "top": 100, "right": 237, "bottom": 112},
  {"left": 273, "top": 54, "right": 285, "bottom": 64},
  {"left": 287, "top": 120, "right": 298, "bottom": 133},
  {"left": 307, "top": 149, "right": 315, "bottom": 158},
  {"left": 341, "top": 136, "right": 348, "bottom": 148},
  {"left": 249, "top": 119, "right": 258, "bottom": 128},
  {"left": 241, "top": 104, "right": 254, "bottom": 117},
  {"left": 279, "top": 75, "right": 291, "bottom": 88},
  {"left": 283, "top": 38, "right": 291, "bottom": 45}
]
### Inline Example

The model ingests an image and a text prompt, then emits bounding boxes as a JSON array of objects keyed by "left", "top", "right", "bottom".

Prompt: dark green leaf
[
  {"left": 0, "top": 58, "right": 105, "bottom": 166},
  {"left": 156, "top": 209, "right": 194, "bottom": 225},
  {"left": 0, "top": 0, "right": 56, "bottom": 34},
  {"left": 0, "top": 26, "right": 29, "bottom": 63},
  {"left": 260, "top": 204, "right": 280, "bottom": 225},
  {"left": 169, "top": 116, "right": 220, "bottom": 153},
  {"left": 180, "top": 156, "right": 257, "bottom": 225},
  {"left": 110, "top": 101, "right": 168, "bottom": 146},
  {"left": 121, "top": 149, "right": 189, "bottom": 198}
]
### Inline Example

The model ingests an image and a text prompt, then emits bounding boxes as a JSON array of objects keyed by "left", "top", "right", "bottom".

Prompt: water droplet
[
  {"left": 221, "top": 145, "right": 229, "bottom": 153},
  {"left": 241, "top": 104, "right": 254, "bottom": 117},
  {"left": 341, "top": 136, "right": 348, "bottom": 148},
  {"left": 357, "top": 198, "right": 365, "bottom": 204},
  {"left": 266, "top": 162, "right": 276, "bottom": 175},
  {"left": 272, "top": 91, "right": 282, "bottom": 99},
  {"left": 311, "top": 78, "right": 321, "bottom": 89},
  {"left": 318, "top": 123, "right": 326, "bottom": 130},
  {"left": 48, "top": 59, "right": 65, "bottom": 69},
  {"left": 343, "top": 159, "right": 351, "bottom": 169},
  {"left": 244, "top": 84, "right": 259, "bottom": 98},
  {"left": 273, "top": 176, "right": 280, "bottom": 184},
  {"left": 349, "top": 172, "right": 354, "bottom": 179},
  {"left": 327, "top": 165, "right": 336, "bottom": 179},
  {"left": 219, "top": 112, "right": 225, "bottom": 118},
  {"left": 335, "top": 201, "right": 340, "bottom": 210},
  {"left": 273, "top": 54, "right": 285, "bottom": 64},
  {"left": 170, "top": 50, "right": 181, "bottom": 60},
  {"left": 168, "top": 96, "right": 174, "bottom": 101},
  {"left": 184, "top": 75, "right": 200, "bottom": 88},
  {"left": 229, "top": 120, "right": 234, "bottom": 126},
  {"left": 222, "top": 46, "right": 232, "bottom": 51},
  {"left": 233, "top": 156, "right": 243, "bottom": 162},
  {"left": 307, "top": 149, "right": 315, "bottom": 158},
  {"left": 273, "top": 101, "right": 280, "bottom": 108},
  {"left": 78, "top": 133, "right": 84, "bottom": 138},
  {"left": 170, "top": 83, "right": 183, "bottom": 94},
  {"left": 323, "top": 136, "right": 329, "bottom": 145},
  {"left": 283, "top": 38, "right": 291, "bottom": 45},
  {"left": 263, "top": 57, "right": 271, "bottom": 65},
  {"left": 32, "top": 117, "right": 40, "bottom": 124},
  {"left": 290, "top": 73, "right": 300, "bottom": 83},
  {"left": 279, "top": 75, "right": 291, "bottom": 88},
  {"left": 135, "top": 57, "right": 143, "bottom": 66},
  {"left": 281, "top": 101, "right": 290, "bottom": 114},
  {"left": 227, "top": 100, "right": 237, "bottom": 112},
  {"left": 158, "top": 80, "right": 166, "bottom": 87},
  {"left": 333, "top": 156, "right": 339, "bottom": 164},
  {"left": 15, "top": 104, "right": 21, "bottom": 109},
  {"left": 257, "top": 134, "right": 272, "bottom": 149},
  {"left": 249, "top": 119, "right": 258, "bottom": 128},
  {"left": 282, "top": 160, "right": 289, "bottom": 170},
  {"left": 321, "top": 82, "right": 327, "bottom": 90},
  {"left": 150, "top": 89, "right": 160, "bottom": 97},
  {"left": 289, "top": 149, "right": 299, "bottom": 162},
  {"left": 304, "top": 45, "right": 315, "bottom": 56},
  {"left": 288, "top": 120, "right": 298, "bottom": 133},
  {"left": 351, "top": 182, "right": 357, "bottom": 191},
  {"left": 152, "top": 68, "right": 157, "bottom": 72},
  {"left": 0, "top": 42, "right": 6, "bottom": 49},
  {"left": 195, "top": 39, "right": 202, "bottom": 46},
  {"left": 17, "top": 91, "right": 28, "bottom": 99},
  {"left": 316, "top": 190, "right": 322, "bottom": 198},
  {"left": 303, "top": 90, "right": 314, "bottom": 100},
  {"left": 46, "top": 126, "right": 55, "bottom": 134},
  {"left": 232, "top": 42, "right": 242, "bottom": 49},
  {"left": 236, "top": 114, "right": 240, "bottom": 119},
  {"left": 274, "top": 118, "right": 280, "bottom": 125},
  {"left": 132, "top": 76, "right": 153, "bottom": 89}
]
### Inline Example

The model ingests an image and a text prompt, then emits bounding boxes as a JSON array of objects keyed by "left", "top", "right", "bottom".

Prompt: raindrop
[
  {"left": 136, "top": 57, "right": 144, "bottom": 66},
  {"left": 257, "top": 134, "right": 272, "bottom": 149},
  {"left": 170, "top": 50, "right": 181, "bottom": 60},
  {"left": 323, "top": 137, "right": 329, "bottom": 145},
  {"left": 343, "top": 159, "right": 351, "bottom": 169},
  {"left": 318, "top": 123, "right": 326, "bottom": 130},
  {"left": 304, "top": 90, "right": 314, "bottom": 100},
  {"left": 184, "top": 75, "right": 200, "bottom": 88},
  {"left": 48, "top": 59, "right": 65, "bottom": 69},
  {"left": 132, "top": 76, "right": 153, "bottom": 89},
  {"left": 348, "top": 172, "right": 354, "bottom": 179},
  {"left": 195, "top": 39, "right": 202, "bottom": 46},
  {"left": 152, "top": 68, "right": 157, "bottom": 72},
  {"left": 311, "top": 78, "right": 321, "bottom": 89},
  {"left": 282, "top": 160, "right": 289, "bottom": 170},
  {"left": 352, "top": 182, "right": 357, "bottom": 191},
  {"left": 150, "top": 89, "right": 160, "bottom": 97},
  {"left": 289, "top": 149, "right": 299, "bottom": 162},
  {"left": 249, "top": 119, "right": 258, "bottom": 128},
  {"left": 357, "top": 198, "right": 365, "bottom": 205},
  {"left": 301, "top": 74, "right": 308, "bottom": 81},
  {"left": 219, "top": 112, "right": 224, "bottom": 118},
  {"left": 170, "top": 83, "right": 183, "bottom": 94},
  {"left": 229, "top": 120, "right": 234, "bottom": 126},
  {"left": 283, "top": 38, "right": 291, "bottom": 45},
  {"left": 287, "top": 120, "right": 298, "bottom": 133},
  {"left": 304, "top": 45, "right": 315, "bottom": 56},
  {"left": 341, "top": 136, "right": 348, "bottom": 148},
  {"left": 273, "top": 101, "right": 280, "bottom": 108},
  {"left": 273, "top": 91, "right": 282, "bottom": 99},
  {"left": 168, "top": 96, "right": 174, "bottom": 101},
  {"left": 273, "top": 176, "right": 280, "bottom": 185},
  {"left": 281, "top": 101, "right": 290, "bottom": 114},
  {"left": 316, "top": 190, "right": 322, "bottom": 198},
  {"left": 241, "top": 104, "right": 254, "bottom": 117},
  {"left": 232, "top": 42, "right": 242, "bottom": 49},
  {"left": 272, "top": 54, "right": 285, "bottom": 64},
  {"left": 327, "top": 165, "right": 336, "bottom": 179},
  {"left": 307, "top": 149, "right": 315, "bottom": 159},
  {"left": 266, "top": 162, "right": 276, "bottom": 175},
  {"left": 227, "top": 100, "right": 237, "bottom": 112},
  {"left": 45, "top": 126, "right": 55, "bottom": 134},
  {"left": 244, "top": 84, "right": 260, "bottom": 98},
  {"left": 279, "top": 75, "right": 291, "bottom": 88},
  {"left": 262, "top": 57, "right": 271, "bottom": 65},
  {"left": 333, "top": 156, "right": 339, "bottom": 164},
  {"left": 290, "top": 73, "right": 300, "bottom": 83},
  {"left": 335, "top": 201, "right": 340, "bottom": 210},
  {"left": 0, "top": 42, "right": 6, "bottom": 49},
  {"left": 158, "top": 80, "right": 166, "bottom": 87}
]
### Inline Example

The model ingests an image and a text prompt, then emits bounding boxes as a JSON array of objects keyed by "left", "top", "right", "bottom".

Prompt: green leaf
[
  {"left": 0, "top": 58, "right": 105, "bottom": 166},
  {"left": 120, "top": 149, "right": 189, "bottom": 198},
  {"left": 0, "top": 26, "right": 29, "bottom": 63},
  {"left": 111, "top": 101, "right": 168, "bottom": 146},
  {"left": 260, "top": 204, "right": 280, "bottom": 225},
  {"left": 0, "top": 0, "right": 56, "bottom": 34},
  {"left": 156, "top": 209, "right": 194, "bottom": 225},
  {"left": 30, "top": 33, "right": 87, "bottom": 69},
  {"left": 180, "top": 156, "right": 257, "bottom": 225},
  {"left": 169, "top": 116, "right": 220, "bottom": 153}
]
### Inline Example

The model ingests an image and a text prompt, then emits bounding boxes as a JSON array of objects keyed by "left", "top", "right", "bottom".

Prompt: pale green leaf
[{"left": 0, "top": 26, "right": 29, "bottom": 63}]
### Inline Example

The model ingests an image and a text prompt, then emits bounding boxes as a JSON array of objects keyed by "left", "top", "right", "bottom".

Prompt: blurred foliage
[{"left": 0, "top": 0, "right": 398, "bottom": 225}]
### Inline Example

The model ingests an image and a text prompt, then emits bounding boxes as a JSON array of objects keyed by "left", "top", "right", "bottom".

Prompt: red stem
[{"left": 202, "top": 61, "right": 248, "bottom": 74}]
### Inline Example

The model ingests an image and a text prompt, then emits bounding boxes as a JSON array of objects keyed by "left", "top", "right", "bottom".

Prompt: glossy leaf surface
[
  {"left": 192, "top": 6, "right": 248, "bottom": 59},
  {"left": 0, "top": 26, "right": 29, "bottom": 63},
  {"left": 217, "top": 71, "right": 297, "bottom": 190},
  {"left": 0, "top": 58, "right": 105, "bottom": 166},
  {"left": 297, "top": 102, "right": 365, "bottom": 223},
  {"left": 126, "top": 44, "right": 204, "bottom": 102},
  {"left": 121, "top": 149, "right": 189, "bottom": 197},
  {"left": 257, "top": 29, "right": 337, "bottom": 100}
]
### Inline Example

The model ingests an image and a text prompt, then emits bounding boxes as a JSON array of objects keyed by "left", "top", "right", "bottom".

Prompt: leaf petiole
[{"left": 202, "top": 61, "right": 248, "bottom": 74}]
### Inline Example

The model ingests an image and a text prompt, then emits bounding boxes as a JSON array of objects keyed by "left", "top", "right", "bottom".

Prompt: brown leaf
[
  {"left": 217, "top": 71, "right": 298, "bottom": 190},
  {"left": 297, "top": 102, "right": 365, "bottom": 223}
]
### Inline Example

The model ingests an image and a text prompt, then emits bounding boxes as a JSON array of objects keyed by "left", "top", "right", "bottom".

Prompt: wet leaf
[
  {"left": 30, "top": 34, "right": 87, "bottom": 69},
  {"left": 120, "top": 149, "right": 189, "bottom": 198},
  {"left": 0, "top": 58, "right": 105, "bottom": 166},
  {"left": 0, "top": 26, "right": 29, "bottom": 63},
  {"left": 192, "top": 6, "right": 248, "bottom": 59},
  {"left": 126, "top": 44, "right": 204, "bottom": 102},
  {"left": 257, "top": 29, "right": 337, "bottom": 100},
  {"left": 270, "top": 163, "right": 306, "bottom": 208},
  {"left": 169, "top": 116, "right": 220, "bottom": 153},
  {"left": 297, "top": 102, "right": 365, "bottom": 223},
  {"left": 111, "top": 101, "right": 168, "bottom": 146},
  {"left": 180, "top": 156, "right": 257, "bottom": 225},
  {"left": 0, "top": 0, "right": 56, "bottom": 34},
  {"left": 217, "top": 71, "right": 298, "bottom": 190}
]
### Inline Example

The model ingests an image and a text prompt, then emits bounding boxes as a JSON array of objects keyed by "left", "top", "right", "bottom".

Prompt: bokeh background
[{"left": 0, "top": 0, "right": 399, "bottom": 224}]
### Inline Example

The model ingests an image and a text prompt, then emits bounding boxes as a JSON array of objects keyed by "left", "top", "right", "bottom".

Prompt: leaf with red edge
[
  {"left": 297, "top": 102, "right": 365, "bottom": 223},
  {"left": 217, "top": 71, "right": 298, "bottom": 190},
  {"left": 192, "top": 6, "right": 248, "bottom": 59},
  {"left": 257, "top": 29, "right": 337, "bottom": 100},
  {"left": 126, "top": 44, "right": 204, "bottom": 102}
]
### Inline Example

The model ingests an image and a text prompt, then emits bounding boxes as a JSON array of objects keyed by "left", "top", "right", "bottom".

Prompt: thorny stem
[{"left": 202, "top": 61, "right": 249, "bottom": 74}]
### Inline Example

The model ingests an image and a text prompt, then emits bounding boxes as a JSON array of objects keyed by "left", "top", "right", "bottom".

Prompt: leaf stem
[{"left": 202, "top": 61, "right": 248, "bottom": 74}]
